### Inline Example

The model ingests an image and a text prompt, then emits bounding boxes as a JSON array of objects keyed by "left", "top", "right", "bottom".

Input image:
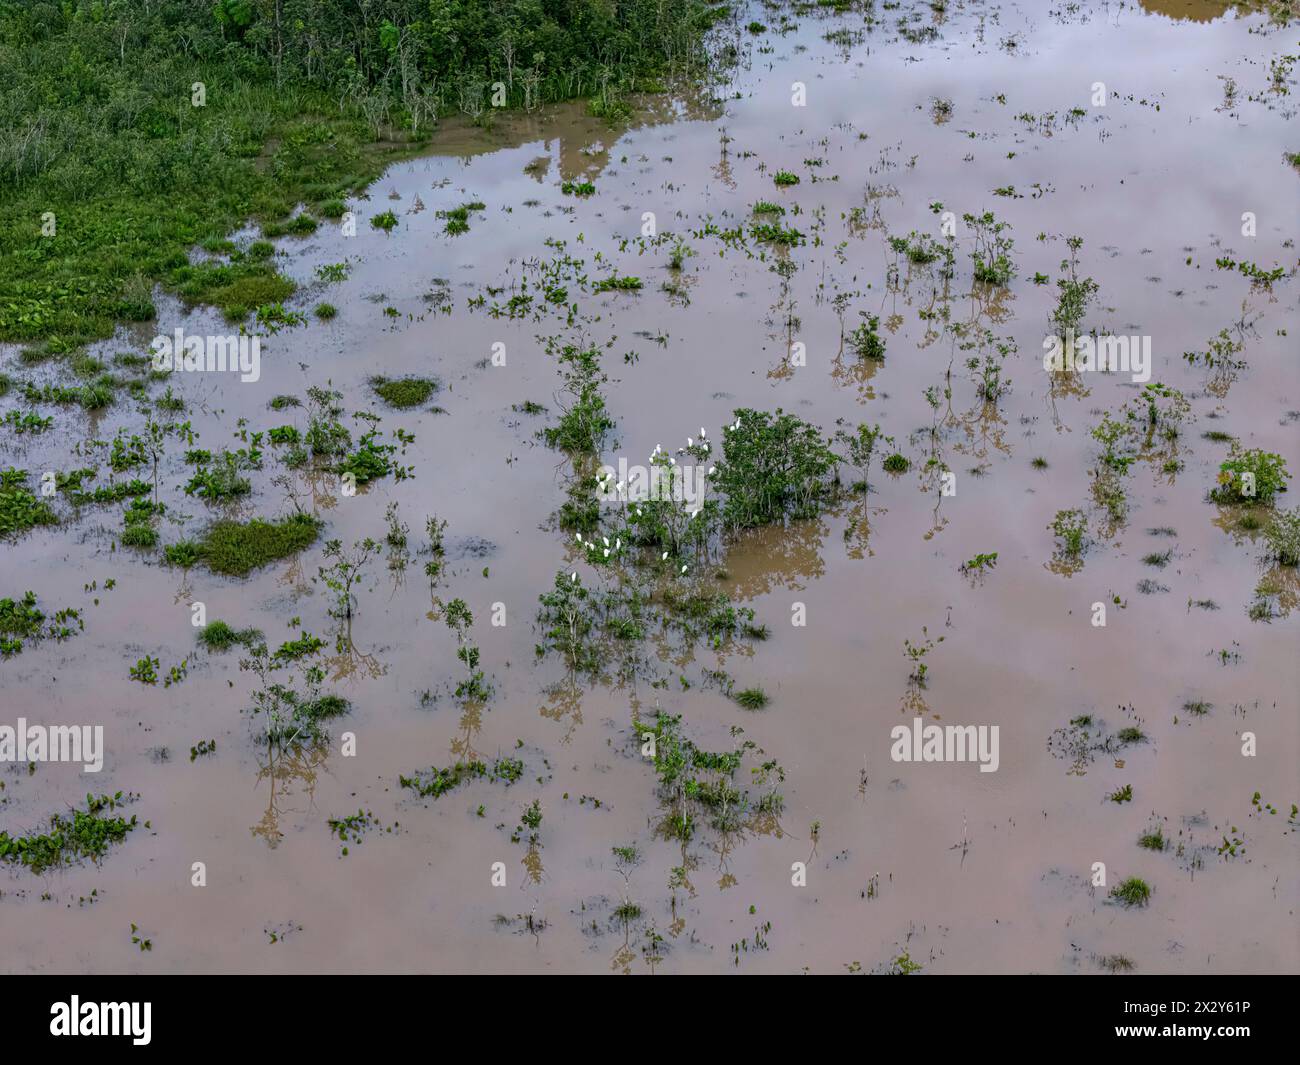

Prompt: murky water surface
[{"left": 3, "top": 1, "right": 1297, "bottom": 973}]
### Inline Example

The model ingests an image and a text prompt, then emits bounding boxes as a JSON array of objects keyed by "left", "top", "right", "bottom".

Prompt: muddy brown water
[{"left": 3, "top": 2, "right": 1297, "bottom": 973}]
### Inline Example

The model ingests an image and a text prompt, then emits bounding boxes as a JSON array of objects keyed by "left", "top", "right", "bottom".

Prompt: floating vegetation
[
  {"left": 399, "top": 758, "right": 526, "bottom": 799},
  {"left": 0, "top": 591, "right": 82, "bottom": 657},
  {"left": 0, "top": 794, "right": 138, "bottom": 874}
]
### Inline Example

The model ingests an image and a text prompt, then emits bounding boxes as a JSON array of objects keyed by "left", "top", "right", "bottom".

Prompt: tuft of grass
[
  {"left": 1137, "top": 828, "right": 1166, "bottom": 851},
  {"left": 196, "top": 514, "right": 322, "bottom": 577},
  {"left": 315, "top": 302, "right": 338, "bottom": 319},
  {"left": 734, "top": 687, "right": 770, "bottom": 710},
  {"left": 164, "top": 541, "right": 202, "bottom": 567},
  {"left": 1110, "top": 877, "right": 1152, "bottom": 907},
  {"left": 369, "top": 375, "right": 438, "bottom": 408},
  {"left": 197, "top": 620, "right": 263, "bottom": 652},
  {"left": 1182, "top": 699, "right": 1211, "bottom": 717}
]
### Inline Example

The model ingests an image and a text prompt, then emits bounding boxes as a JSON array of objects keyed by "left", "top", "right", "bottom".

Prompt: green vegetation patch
[
  {"left": 0, "top": 469, "right": 57, "bottom": 538},
  {"left": 369, "top": 375, "right": 439, "bottom": 409},
  {"left": 197, "top": 620, "right": 263, "bottom": 652},
  {"left": 0, "top": 591, "right": 83, "bottom": 657},
  {"left": 196, "top": 514, "right": 322, "bottom": 577},
  {"left": 399, "top": 757, "right": 526, "bottom": 799},
  {"left": 0, "top": 793, "right": 138, "bottom": 874}
]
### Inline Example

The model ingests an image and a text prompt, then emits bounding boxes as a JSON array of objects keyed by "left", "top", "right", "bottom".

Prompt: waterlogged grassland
[{"left": 1, "top": 0, "right": 1297, "bottom": 974}]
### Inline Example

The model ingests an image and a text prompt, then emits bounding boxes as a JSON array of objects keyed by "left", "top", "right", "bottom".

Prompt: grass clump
[
  {"left": 1138, "top": 828, "right": 1166, "bottom": 851},
  {"left": 196, "top": 514, "right": 322, "bottom": 577},
  {"left": 437, "top": 202, "right": 485, "bottom": 235},
  {"left": 370, "top": 375, "right": 438, "bottom": 409},
  {"left": 1110, "top": 877, "right": 1152, "bottom": 907},
  {"left": 197, "top": 620, "right": 263, "bottom": 652},
  {"left": 164, "top": 540, "right": 202, "bottom": 567},
  {"left": 773, "top": 170, "right": 799, "bottom": 187},
  {"left": 734, "top": 687, "right": 770, "bottom": 710}
]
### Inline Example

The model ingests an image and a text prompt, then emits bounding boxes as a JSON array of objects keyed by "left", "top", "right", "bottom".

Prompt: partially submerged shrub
[
  {"left": 711, "top": 409, "right": 837, "bottom": 529},
  {"left": 1051, "top": 508, "right": 1088, "bottom": 556},
  {"left": 1214, "top": 447, "right": 1289, "bottom": 504},
  {"left": 848, "top": 314, "right": 885, "bottom": 360}
]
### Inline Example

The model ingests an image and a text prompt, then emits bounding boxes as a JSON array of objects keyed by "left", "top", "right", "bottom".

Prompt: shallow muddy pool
[{"left": 3, "top": 0, "right": 1297, "bottom": 974}]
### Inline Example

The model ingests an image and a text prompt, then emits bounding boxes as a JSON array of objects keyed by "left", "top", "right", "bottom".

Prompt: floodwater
[{"left": 3, "top": 1, "right": 1297, "bottom": 973}]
